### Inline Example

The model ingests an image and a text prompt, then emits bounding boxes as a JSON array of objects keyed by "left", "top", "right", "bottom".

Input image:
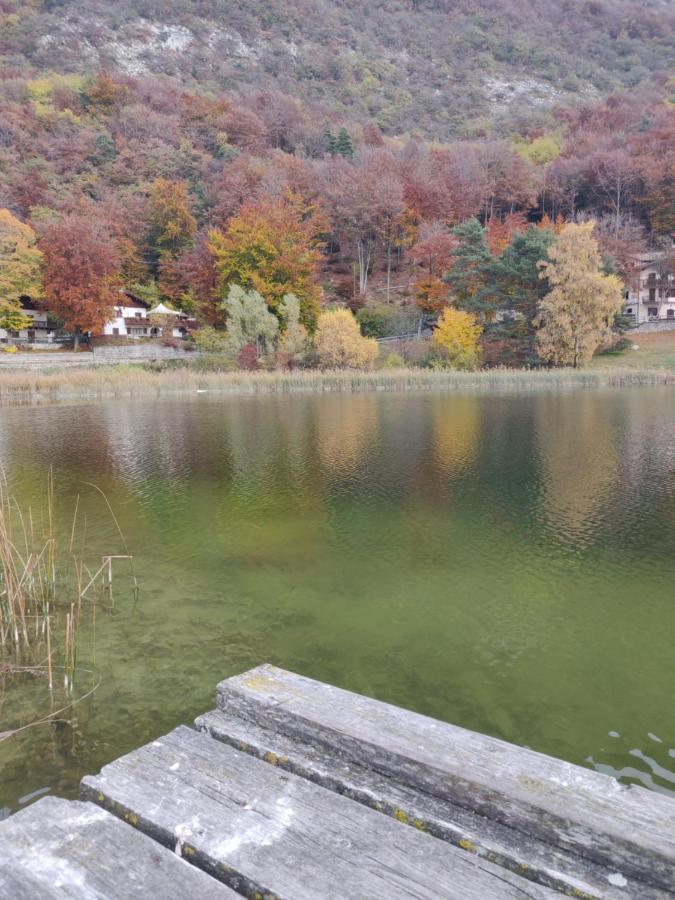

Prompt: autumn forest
[{"left": 0, "top": 0, "right": 674, "bottom": 368}]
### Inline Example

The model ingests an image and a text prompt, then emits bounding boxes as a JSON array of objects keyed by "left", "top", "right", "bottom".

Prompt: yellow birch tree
[{"left": 534, "top": 222, "right": 624, "bottom": 368}]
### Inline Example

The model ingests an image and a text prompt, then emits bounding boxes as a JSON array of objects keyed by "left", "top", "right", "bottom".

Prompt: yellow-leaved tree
[
  {"left": 0, "top": 209, "right": 44, "bottom": 330},
  {"left": 432, "top": 307, "right": 483, "bottom": 370},
  {"left": 314, "top": 309, "right": 378, "bottom": 369},
  {"left": 534, "top": 222, "right": 624, "bottom": 368},
  {"left": 209, "top": 196, "right": 324, "bottom": 331}
]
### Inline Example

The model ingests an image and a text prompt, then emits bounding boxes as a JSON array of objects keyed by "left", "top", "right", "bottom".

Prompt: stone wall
[{"left": 631, "top": 320, "right": 675, "bottom": 334}]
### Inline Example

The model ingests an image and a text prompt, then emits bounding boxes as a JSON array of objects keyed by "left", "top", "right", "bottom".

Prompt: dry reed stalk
[
  {"left": 0, "top": 364, "right": 672, "bottom": 403},
  {"left": 0, "top": 470, "right": 132, "bottom": 699}
]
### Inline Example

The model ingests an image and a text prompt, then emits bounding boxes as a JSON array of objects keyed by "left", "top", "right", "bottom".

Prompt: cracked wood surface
[
  {"left": 0, "top": 796, "right": 237, "bottom": 899},
  {"left": 214, "top": 664, "right": 675, "bottom": 894},
  {"left": 81, "top": 724, "right": 558, "bottom": 899},
  {"left": 196, "top": 706, "right": 671, "bottom": 899}
]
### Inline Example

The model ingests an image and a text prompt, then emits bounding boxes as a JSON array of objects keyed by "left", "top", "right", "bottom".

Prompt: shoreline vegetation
[
  {"left": 0, "top": 471, "right": 134, "bottom": 742},
  {"left": 0, "top": 364, "right": 672, "bottom": 403}
]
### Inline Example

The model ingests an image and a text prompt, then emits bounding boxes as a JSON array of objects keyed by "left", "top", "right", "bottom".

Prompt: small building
[
  {"left": 102, "top": 295, "right": 195, "bottom": 340},
  {"left": 0, "top": 297, "right": 60, "bottom": 345},
  {"left": 623, "top": 247, "right": 675, "bottom": 324},
  {"left": 102, "top": 294, "right": 152, "bottom": 338}
]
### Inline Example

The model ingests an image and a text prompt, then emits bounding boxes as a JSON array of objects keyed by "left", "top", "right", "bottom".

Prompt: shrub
[
  {"left": 314, "top": 309, "right": 379, "bottom": 369},
  {"left": 431, "top": 307, "right": 483, "bottom": 370},
  {"left": 192, "top": 326, "right": 231, "bottom": 353},
  {"left": 357, "top": 304, "right": 421, "bottom": 338},
  {"left": 236, "top": 343, "right": 259, "bottom": 370},
  {"left": 356, "top": 306, "right": 388, "bottom": 338},
  {"left": 382, "top": 352, "right": 405, "bottom": 369},
  {"left": 279, "top": 293, "right": 310, "bottom": 365}
]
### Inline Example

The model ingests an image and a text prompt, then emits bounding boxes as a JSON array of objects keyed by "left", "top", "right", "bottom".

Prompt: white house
[
  {"left": 102, "top": 295, "right": 195, "bottom": 340},
  {"left": 623, "top": 246, "right": 675, "bottom": 324},
  {"left": 102, "top": 294, "right": 152, "bottom": 338},
  {"left": 0, "top": 297, "right": 59, "bottom": 345}
]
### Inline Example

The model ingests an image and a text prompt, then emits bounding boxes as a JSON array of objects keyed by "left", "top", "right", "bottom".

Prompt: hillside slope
[{"left": 2, "top": 0, "right": 673, "bottom": 138}]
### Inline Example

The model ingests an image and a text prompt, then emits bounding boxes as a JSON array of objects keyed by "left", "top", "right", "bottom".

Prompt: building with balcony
[
  {"left": 102, "top": 296, "right": 195, "bottom": 340},
  {"left": 0, "top": 297, "right": 60, "bottom": 345},
  {"left": 623, "top": 247, "right": 675, "bottom": 325}
]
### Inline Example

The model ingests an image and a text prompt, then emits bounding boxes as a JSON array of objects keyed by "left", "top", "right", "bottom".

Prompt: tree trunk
[
  {"left": 615, "top": 180, "right": 621, "bottom": 239},
  {"left": 73, "top": 328, "right": 80, "bottom": 351},
  {"left": 386, "top": 239, "right": 392, "bottom": 303},
  {"left": 356, "top": 237, "right": 371, "bottom": 296}
]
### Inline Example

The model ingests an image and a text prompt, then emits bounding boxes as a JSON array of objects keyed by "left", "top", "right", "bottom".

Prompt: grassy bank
[
  {"left": 0, "top": 364, "right": 673, "bottom": 402},
  {"left": 591, "top": 331, "right": 675, "bottom": 372}
]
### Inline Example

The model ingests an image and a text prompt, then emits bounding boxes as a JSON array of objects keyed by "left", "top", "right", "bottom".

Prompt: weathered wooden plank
[
  {"left": 0, "top": 796, "right": 236, "bottom": 900},
  {"left": 215, "top": 664, "right": 675, "bottom": 894},
  {"left": 196, "top": 707, "right": 671, "bottom": 899},
  {"left": 81, "top": 724, "right": 558, "bottom": 899}
]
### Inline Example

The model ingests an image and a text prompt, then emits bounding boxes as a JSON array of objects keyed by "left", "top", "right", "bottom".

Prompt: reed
[
  {"left": 0, "top": 364, "right": 672, "bottom": 402},
  {"left": 0, "top": 470, "right": 132, "bottom": 698}
]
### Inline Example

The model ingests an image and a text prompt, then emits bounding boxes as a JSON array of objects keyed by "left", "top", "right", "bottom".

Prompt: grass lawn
[{"left": 592, "top": 330, "right": 675, "bottom": 371}]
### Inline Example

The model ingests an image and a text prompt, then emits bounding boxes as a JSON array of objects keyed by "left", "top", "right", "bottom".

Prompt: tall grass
[
  {"left": 0, "top": 364, "right": 672, "bottom": 403},
  {"left": 0, "top": 470, "right": 132, "bottom": 713}
]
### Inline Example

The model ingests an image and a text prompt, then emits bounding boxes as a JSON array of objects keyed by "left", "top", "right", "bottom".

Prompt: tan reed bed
[{"left": 0, "top": 364, "right": 673, "bottom": 402}]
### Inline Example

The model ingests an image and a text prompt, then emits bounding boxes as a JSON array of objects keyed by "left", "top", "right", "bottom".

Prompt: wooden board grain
[
  {"left": 215, "top": 664, "right": 675, "bottom": 894},
  {"left": 196, "top": 707, "right": 671, "bottom": 899},
  {"left": 81, "top": 724, "right": 558, "bottom": 899},
  {"left": 0, "top": 796, "right": 237, "bottom": 899}
]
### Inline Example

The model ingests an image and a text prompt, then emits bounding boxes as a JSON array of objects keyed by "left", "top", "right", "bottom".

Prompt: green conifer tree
[
  {"left": 324, "top": 124, "right": 337, "bottom": 157},
  {"left": 444, "top": 219, "right": 492, "bottom": 313},
  {"left": 335, "top": 127, "right": 354, "bottom": 159}
]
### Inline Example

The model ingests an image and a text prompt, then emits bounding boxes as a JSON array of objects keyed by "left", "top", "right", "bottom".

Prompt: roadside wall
[
  {"left": 631, "top": 320, "right": 675, "bottom": 334},
  {"left": 0, "top": 346, "right": 201, "bottom": 369}
]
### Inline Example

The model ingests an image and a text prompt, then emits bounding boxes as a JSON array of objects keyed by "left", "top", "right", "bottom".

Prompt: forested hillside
[
  {"left": 2, "top": 0, "right": 674, "bottom": 137},
  {"left": 0, "top": 0, "right": 673, "bottom": 365}
]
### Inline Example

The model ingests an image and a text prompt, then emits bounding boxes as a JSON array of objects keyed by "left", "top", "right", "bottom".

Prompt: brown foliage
[{"left": 39, "top": 215, "right": 121, "bottom": 336}]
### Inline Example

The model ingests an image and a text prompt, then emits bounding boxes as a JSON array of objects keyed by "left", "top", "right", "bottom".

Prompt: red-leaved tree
[{"left": 40, "top": 215, "right": 122, "bottom": 347}]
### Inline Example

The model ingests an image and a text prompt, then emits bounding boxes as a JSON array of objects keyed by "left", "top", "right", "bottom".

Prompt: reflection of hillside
[
  {"left": 617, "top": 390, "right": 675, "bottom": 486},
  {"left": 316, "top": 395, "right": 379, "bottom": 477},
  {"left": 432, "top": 396, "right": 479, "bottom": 477},
  {"left": 535, "top": 395, "right": 619, "bottom": 547}
]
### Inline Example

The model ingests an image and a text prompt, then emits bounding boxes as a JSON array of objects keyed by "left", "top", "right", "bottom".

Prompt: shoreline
[{"left": 0, "top": 364, "right": 673, "bottom": 403}]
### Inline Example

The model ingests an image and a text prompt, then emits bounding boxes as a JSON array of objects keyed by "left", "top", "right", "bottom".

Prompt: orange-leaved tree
[
  {"left": 40, "top": 215, "right": 122, "bottom": 347},
  {"left": 410, "top": 220, "right": 455, "bottom": 313},
  {"left": 209, "top": 195, "right": 325, "bottom": 330},
  {"left": 147, "top": 178, "right": 197, "bottom": 301}
]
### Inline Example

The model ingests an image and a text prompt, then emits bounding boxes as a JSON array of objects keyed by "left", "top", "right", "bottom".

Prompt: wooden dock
[{"left": 1, "top": 664, "right": 674, "bottom": 898}]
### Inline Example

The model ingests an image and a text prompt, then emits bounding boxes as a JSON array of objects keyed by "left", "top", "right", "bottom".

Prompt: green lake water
[{"left": 1, "top": 388, "right": 674, "bottom": 815}]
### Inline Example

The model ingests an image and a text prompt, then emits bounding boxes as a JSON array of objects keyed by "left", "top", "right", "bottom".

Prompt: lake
[{"left": 1, "top": 388, "right": 674, "bottom": 816}]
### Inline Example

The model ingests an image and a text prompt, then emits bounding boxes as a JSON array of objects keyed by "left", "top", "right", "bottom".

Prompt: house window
[
  {"left": 626, "top": 308, "right": 633, "bottom": 314},
  {"left": 668, "top": 309, "right": 674, "bottom": 319},
  {"left": 649, "top": 288, "right": 656, "bottom": 302},
  {"left": 135, "top": 311, "right": 142, "bottom": 318},
  {"left": 648, "top": 307, "right": 658, "bottom": 317},
  {"left": 113, "top": 327, "right": 119, "bottom": 336}
]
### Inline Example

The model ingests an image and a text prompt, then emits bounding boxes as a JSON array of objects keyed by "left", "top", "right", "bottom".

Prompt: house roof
[{"left": 119, "top": 290, "right": 150, "bottom": 309}]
